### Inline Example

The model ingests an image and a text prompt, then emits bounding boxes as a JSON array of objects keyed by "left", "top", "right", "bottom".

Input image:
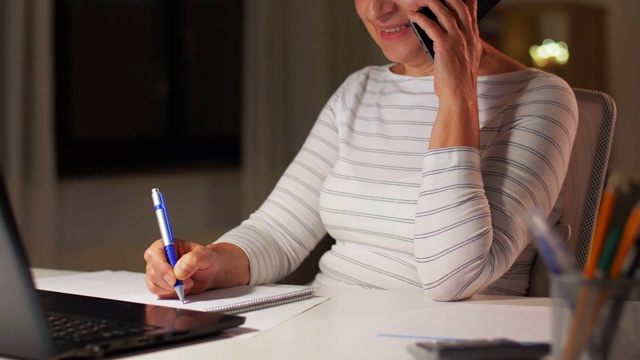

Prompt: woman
[{"left": 144, "top": 0, "right": 577, "bottom": 301}]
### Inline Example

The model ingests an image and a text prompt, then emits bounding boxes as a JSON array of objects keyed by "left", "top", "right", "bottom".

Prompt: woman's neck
[
  {"left": 390, "top": 62, "right": 434, "bottom": 77},
  {"left": 477, "top": 41, "right": 528, "bottom": 75}
]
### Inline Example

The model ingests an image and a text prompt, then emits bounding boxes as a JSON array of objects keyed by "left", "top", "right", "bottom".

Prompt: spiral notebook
[
  {"left": 36, "top": 270, "right": 317, "bottom": 315},
  {"left": 203, "top": 287, "right": 316, "bottom": 314}
]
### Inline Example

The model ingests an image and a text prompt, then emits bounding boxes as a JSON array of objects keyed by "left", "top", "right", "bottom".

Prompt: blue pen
[
  {"left": 526, "top": 209, "right": 580, "bottom": 309},
  {"left": 526, "top": 209, "right": 580, "bottom": 276},
  {"left": 151, "top": 188, "right": 185, "bottom": 303}
]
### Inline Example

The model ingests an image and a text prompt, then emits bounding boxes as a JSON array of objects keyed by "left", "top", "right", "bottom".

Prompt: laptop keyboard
[{"left": 48, "top": 313, "right": 161, "bottom": 346}]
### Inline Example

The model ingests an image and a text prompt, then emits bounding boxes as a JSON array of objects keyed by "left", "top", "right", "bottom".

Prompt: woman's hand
[
  {"left": 144, "top": 239, "right": 250, "bottom": 299},
  {"left": 409, "top": 0, "right": 482, "bottom": 149},
  {"left": 410, "top": 0, "right": 482, "bottom": 94}
]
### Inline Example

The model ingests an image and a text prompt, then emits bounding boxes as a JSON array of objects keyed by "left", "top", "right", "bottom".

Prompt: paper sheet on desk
[
  {"left": 379, "top": 302, "right": 551, "bottom": 343},
  {"left": 35, "top": 270, "right": 328, "bottom": 338}
]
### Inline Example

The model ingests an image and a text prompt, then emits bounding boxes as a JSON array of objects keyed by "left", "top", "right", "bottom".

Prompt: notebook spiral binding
[{"left": 204, "top": 288, "right": 316, "bottom": 315}]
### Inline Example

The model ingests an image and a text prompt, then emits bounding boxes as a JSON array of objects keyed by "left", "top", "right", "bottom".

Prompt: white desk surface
[{"left": 32, "top": 269, "right": 553, "bottom": 360}]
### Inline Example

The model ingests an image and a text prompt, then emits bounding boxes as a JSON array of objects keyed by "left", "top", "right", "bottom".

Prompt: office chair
[{"left": 527, "top": 88, "right": 617, "bottom": 296}]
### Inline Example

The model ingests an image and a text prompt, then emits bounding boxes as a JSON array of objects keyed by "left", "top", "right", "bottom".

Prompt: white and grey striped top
[{"left": 218, "top": 65, "right": 578, "bottom": 300}]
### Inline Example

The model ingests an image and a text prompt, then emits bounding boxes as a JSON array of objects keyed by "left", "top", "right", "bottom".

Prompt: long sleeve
[
  {"left": 215, "top": 86, "right": 342, "bottom": 285},
  {"left": 415, "top": 76, "right": 578, "bottom": 300}
]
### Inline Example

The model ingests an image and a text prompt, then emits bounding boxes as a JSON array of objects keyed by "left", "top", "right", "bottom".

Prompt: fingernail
[
  {"left": 175, "top": 263, "right": 188, "bottom": 278},
  {"left": 163, "top": 274, "right": 174, "bottom": 285}
]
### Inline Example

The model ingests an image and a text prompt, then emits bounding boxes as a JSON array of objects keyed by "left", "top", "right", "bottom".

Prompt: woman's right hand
[{"left": 144, "top": 239, "right": 250, "bottom": 299}]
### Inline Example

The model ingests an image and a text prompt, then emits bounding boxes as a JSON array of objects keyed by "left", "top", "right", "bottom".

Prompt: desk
[{"left": 33, "top": 269, "right": 553, "bottom": 360}]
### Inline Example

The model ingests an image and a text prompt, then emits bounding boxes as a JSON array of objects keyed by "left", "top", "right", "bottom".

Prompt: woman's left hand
[
  {"left": 408, "top": 0, "right": 482, "bottom": 149},
  {"left": 409, "top": 0, "right": 482, "bottom": 98}
]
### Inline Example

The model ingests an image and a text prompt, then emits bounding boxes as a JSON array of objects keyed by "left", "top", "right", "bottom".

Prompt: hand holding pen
[{"left": 151, "top": 188, "right": 186, "bottom": 303}]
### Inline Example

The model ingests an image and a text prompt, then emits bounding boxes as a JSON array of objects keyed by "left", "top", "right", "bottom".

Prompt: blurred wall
[{"left": 505, "top": 0, "right": 640, "bottom": 179}]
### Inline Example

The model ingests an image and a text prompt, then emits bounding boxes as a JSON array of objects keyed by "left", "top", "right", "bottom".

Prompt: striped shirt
[{"left": 218, "top": 65, "right": 578, "bottom": 300}]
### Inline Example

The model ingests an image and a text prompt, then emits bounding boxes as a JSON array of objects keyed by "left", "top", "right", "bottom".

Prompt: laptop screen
[
  {"left": 0, "top": 172, "right": 245, "bottom": 359},
  {"left": 0, "top": 172, "right": 57, "bottom": 359}
]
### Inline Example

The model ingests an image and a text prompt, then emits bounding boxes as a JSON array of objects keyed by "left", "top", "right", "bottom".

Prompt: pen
[
  {"left": 596, "top": 224, "right": 623, "bottom": 278},
  {"left": 565, "top": 176, "right": 626, "bottom": 359},
  {"left": 151, "top": 188, "right": 185, "bottom": 303},
  {"left": 563, "top": 176, "right": 617, "bottom": 360},
  {"left": 598, "top": 237, "right": 640, "bottom": 358},
  {"left": 526, "top": 209, "right": 580, "bottom": 277},
  {"left": 626, "top": 238, "right": 640, "bottom": 278},
  {"left": 609, "top": 199, "right": 640, "bottom": 278},
  {"left": 584, "top": 178, "right": 619, "bottom": 279}
]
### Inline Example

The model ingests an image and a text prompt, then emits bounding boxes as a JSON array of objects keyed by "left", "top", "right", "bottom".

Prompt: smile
[{"left": 382, "top": 24, "right": 409, "bottom": 33}]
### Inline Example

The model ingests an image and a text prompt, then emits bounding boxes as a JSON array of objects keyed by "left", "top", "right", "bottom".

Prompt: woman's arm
[
  {"left": 214, "top": 84, "right": 345, "bottom": 285},
  {"left": 414, "top": 75, "right": 578, "bottom": 300}
]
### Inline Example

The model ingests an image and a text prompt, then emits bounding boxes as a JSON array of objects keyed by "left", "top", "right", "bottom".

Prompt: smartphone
[
  {"left": 407, "top": 339, "right": 549, "bottom": 360},
  {"left": 410, "top": 0, "right": 502, "bottom": 61}
]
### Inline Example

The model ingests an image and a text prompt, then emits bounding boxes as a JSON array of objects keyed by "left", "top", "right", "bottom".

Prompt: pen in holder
[{"left": 550, "top": 274, "right": 640, "bottom": 360}]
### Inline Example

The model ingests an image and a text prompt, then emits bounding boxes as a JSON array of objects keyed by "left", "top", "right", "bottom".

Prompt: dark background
[{"left": 55, "top": 0, "right": 243, "bottom": 176}]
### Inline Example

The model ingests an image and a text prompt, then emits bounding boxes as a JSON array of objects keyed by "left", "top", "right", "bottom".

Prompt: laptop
[{"left": 0, "top": 173, "right": 245, "bottom": 359}]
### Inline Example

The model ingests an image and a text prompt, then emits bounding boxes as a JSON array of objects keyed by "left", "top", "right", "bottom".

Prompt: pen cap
[{"left": 151, "top": 188, "right": 162, "bottom": 206}]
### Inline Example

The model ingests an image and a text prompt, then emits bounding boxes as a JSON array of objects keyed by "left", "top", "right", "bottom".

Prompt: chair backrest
[{"left": 527, "top": 88, "right": 617, "bottom": 296}]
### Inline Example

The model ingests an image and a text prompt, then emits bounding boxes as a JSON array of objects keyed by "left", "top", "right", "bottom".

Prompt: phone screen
[{"left": 410, "top": 0, "right": 502, "bottom": 60}]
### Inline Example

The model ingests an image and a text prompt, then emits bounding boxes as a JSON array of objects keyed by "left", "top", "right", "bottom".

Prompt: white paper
[
  {"left": 378, "top": 302, "right": 551, "bottom": 343},
  {"left": 36, "top": 270, "right": 328, "bottom": 338}
]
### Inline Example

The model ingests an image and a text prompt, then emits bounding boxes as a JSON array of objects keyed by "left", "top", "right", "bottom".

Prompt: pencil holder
[{"left": 550, "top": 274, "right": 640, "bottom": 360}]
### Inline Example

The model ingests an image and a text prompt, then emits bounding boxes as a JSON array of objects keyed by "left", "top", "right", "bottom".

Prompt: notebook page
[{"left": 36, "top": 270, "right": 328, "bottom": 337}]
